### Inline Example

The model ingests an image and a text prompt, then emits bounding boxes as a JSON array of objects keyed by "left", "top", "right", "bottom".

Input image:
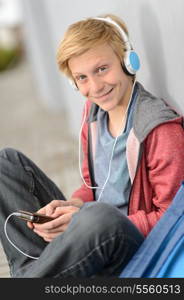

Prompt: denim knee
[
  {"left": 76, "top": 202, "right": 144, "bottom": 242},
  {"left": 0, "top": 147, "right": 20, "bottom": 164},
  {"left": 0, "top": 148, "right": 32, "bottom": 173},
  {"left": 75, "top": 202, "right": 125, "bottom": 237}
]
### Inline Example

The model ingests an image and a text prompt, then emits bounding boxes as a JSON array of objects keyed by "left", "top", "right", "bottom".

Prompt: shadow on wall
[{"left": 139, "top": 3, "right": 174, "bottom": 106}]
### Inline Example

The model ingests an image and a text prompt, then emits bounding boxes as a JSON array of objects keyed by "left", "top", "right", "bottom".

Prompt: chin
[{"left": 99, "top": 101, "right": 117, "bottom": 112}]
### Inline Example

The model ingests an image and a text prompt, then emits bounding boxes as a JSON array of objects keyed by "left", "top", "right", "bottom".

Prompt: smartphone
[{"left": 16, "top": 210, "right": 54, "bottom": 224}]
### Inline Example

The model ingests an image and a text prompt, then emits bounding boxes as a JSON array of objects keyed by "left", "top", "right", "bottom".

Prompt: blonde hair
[{"left": 57, "top": 14, "right": 129, "bottom": 79}]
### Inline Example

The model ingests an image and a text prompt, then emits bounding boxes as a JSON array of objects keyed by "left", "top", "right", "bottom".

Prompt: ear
[{"left": 69, "top": 79, "right": 79, "bottom": 91}]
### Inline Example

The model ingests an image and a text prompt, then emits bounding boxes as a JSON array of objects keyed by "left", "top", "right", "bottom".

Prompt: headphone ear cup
[{"left": 123, "top": 50, "right": 140, "bottom": 75}]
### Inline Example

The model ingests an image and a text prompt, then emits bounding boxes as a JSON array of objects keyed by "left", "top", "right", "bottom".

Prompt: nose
[{"left": 89, "top": 76, "right": 105, "bottom": 96}]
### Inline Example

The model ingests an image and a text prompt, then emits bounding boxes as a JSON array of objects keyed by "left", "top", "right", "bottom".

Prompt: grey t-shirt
[{"left": 94, "top": 87, "right": 137, "bottom": 215}]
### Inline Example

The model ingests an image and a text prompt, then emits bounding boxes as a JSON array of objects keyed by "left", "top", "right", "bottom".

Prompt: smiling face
[{"left": 68, "top": 43, "right": 133, "bottom": 114}]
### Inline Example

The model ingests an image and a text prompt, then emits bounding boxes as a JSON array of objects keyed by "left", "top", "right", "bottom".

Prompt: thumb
[{"left": 45, "top": 204, "right": 55, "bottom": 216}]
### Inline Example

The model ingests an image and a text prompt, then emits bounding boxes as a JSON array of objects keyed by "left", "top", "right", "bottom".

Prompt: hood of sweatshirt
[{"left": 88, "top": 81, "right": 182, "bottom": 143}]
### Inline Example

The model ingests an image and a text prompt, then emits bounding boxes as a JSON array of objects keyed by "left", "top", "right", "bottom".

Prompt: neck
[
  {"left": 108, "top": 80, "right": 134, "bottom": 137},
  {"left": 108, "top": 111, "right": 127, "bottom": 138}
]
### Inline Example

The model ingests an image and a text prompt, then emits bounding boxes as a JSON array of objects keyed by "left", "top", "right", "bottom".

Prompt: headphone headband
[
  {"left": 93, "top": 16, "right": 140, "bottom": 76},
  {"left": 69, "top": 16, "right": 140, "bottom": 90},
  {"left": 94, "top": 17, "right": 131, "bottom": 51}
]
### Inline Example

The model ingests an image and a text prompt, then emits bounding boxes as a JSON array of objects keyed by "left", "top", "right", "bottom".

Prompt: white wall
[
  {"left": 20, "top": 0, "right": 184, "bottom": 136},
  {"left": 0, "top": 0, "right": 22, "bottom": 26}
]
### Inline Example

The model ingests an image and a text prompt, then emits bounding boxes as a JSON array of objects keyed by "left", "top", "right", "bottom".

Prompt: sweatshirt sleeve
[
  {"left": 128, "top": 120, "right": 184, "bottom": 236},
  {"left": 71, "top": 101, "right": 94, "bottom": 203}
]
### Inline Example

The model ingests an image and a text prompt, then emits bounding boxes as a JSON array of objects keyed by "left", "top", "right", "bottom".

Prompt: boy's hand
[
  {"left": 31, "top": 205, "right": 79, "bottom": 242},
  {"left": 27, "top": 198, "right": 83, "bottom": 241}
]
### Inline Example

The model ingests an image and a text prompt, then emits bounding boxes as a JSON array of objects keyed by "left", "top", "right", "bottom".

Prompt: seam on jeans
[
  {"left": 54, "top": 232, "right": 125, "bottom": 277},
  {"left": 24, "top": 166, "right": 53, "bottom": 198},
  {"left": 24, "top": 166, "right": 35, "bottom": 193},
  {"left": 12, "top": 232, "right": 143, "bottom": 277}
]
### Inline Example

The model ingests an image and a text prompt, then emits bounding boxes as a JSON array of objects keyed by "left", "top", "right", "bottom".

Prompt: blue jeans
[{"left": 0, "top": 148, "right": 144, "bottom": 277}]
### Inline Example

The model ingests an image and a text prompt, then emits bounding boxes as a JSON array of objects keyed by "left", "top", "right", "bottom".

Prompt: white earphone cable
[
  {"left": 4, "top": 82, "right": 136, "bottom": 258},
  {"left": 4, "top": 213, "right": 39, "bottom": 260},
  {"left": 79, "top": 80, "right": 136, "bottom": 201}
]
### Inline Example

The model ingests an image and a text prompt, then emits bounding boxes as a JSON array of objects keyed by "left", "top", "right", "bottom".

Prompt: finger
[
  {"left": 47, "top": 200, "right": 77, "bottom": 211},
  {"left": 27, "top": 221, "right": 34, "bottom": 229},
  {"left": 33, "top": 214, "right": 69, "bottom": 231},
  {"left": 35, "top": 200, "right": 71, "bottom": 217},
  {"left": 49, "top": 200, "right": 64, "bottom": 209},
  {"left": 33, "top": 229, "right": 45, "bottom": 238},
  {"left": 34, "top": 229, "right": 64, "bottom": 241},
  {"left": 36, "top": 200, "right": 62, "bottom": 216},
  {"left": 33, "top": 228, "right": 59, "bottom": 240},
  {"left": 44, "top": 238, "right": 52, "bottom": 242},
  {"left": 33, "top": 213, "right": 73, "bottom": 234},
  {"left": 45, "top": 200, "right": 65, "bottom": 216},
  {"left": 36, "top": 207, "right": 46, "bottom": 215},
  {"left": 45, "top": 204, "right": 55, "bottom": 216},
  {"left": 56, "top": 200, "right": 75, "bottom": 207},
  {"left": 56, "top": 200, "right": 70, "bottom": 206},
  {"left": 51, "top": 206, "right": 79, "bottom": 218}
]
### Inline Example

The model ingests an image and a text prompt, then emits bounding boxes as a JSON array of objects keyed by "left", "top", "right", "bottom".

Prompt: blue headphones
[
  {"left": 70, "top": 16, "right": 140, "bottom": 90},
  {"left": 95, "top": 17, "right": 140, "bottom": 75}
]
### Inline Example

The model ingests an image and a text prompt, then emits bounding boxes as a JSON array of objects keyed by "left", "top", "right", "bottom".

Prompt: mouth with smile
[{"left": 91, "top": 88, "right": 114, "bottom": 102}]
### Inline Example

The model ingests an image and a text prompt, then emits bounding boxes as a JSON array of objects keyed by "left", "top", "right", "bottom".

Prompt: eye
[
  {"left": 76, "top": 74, "right": 86, "bottom": 82},
  {"left": 97, "top": 66, "right": 108, "bottom": 74}
]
